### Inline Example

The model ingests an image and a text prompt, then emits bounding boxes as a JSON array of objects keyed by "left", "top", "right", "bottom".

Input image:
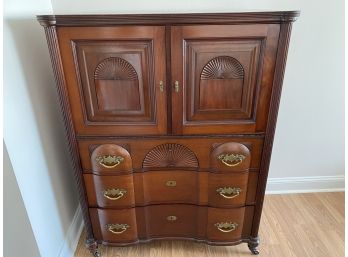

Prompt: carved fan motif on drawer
[{"left": 143, "top": 143, "right": 199, "bottom": 168}]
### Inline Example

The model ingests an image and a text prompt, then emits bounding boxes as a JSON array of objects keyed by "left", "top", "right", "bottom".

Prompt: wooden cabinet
[{"left": 38, "top": 11, "right": 299, "bottom": 257}]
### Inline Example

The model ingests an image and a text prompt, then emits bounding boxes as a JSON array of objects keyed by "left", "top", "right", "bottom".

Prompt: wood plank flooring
[{"left": 74, "top": 192, "right": 344, "bottom": 257}]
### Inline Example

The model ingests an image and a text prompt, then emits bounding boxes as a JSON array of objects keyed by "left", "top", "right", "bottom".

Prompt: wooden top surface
[{"left": 37, "top": 11, "right": 300, "bottom": 27}]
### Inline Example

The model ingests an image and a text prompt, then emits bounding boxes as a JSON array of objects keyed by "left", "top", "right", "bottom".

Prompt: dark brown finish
[
  {"left": 84, "top": 171, "right": 258, "bottom": 208},
  {"left": 171, "top": 24, "right": 280, "bottom": 135},
  {"left": 90, "top": 205, "right": 254, "bottom": 245},
  {"left": 78, "top": 137, "right": 264, "bottom": 172},
  {"left": 84, "top": 174, "right": 135, "bottom": 208},
  {"left": 38, "top": 11, "right": 298, "bottom": 256},
  {"left": 37, "top": 11, "right": 300, "bottom": 27},
  {"left": 90, "top": 144, "right": 132, "bottom": 173},
  {"left": 57, "top": 26, "right": 167, "bottom": 136}
]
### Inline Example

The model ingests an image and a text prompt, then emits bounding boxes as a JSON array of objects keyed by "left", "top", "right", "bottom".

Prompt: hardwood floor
[{"left": 74, "top": 192, "right": 344, "bottom": 257}]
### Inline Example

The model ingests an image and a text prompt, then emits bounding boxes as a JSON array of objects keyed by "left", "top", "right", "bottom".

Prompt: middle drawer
[{"left": 84, "top": 170, "right": 258, "bottom": 208}]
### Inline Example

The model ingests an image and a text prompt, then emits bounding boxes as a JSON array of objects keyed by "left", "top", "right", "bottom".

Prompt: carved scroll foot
[
  {"left": 86, "top": 238, "right": 101, "bottom": 257},
  {"left": 248, "top": 236, "right": 260, "bottom": 255}
]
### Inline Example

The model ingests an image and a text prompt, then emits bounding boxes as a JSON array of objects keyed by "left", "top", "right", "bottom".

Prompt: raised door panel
[
  {"left": 171, "top": 24, "right": 280, "bottom": 134},
  {"left": 57, "top": 26, "right": 167, "bottom": 135}
]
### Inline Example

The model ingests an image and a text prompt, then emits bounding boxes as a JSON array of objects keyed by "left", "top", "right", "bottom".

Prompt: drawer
[
  {"left": 78, "top": 137, "right": 263, "bottom": 172},
  {"left": 208, "top": 172, "right": 249, "bottom": 207},
  {"left": 85, "top": 171, "right": 257, "bottom": 208},
  {"left": 138, "top": 204, "right": 199, "bottom": 238},
  {"left": 207, "top": 207, "right": 246, "bottom": 241},
  {"left": 84, "top": 174, "right": 135, "bottom": 208},
  {"left": 90, "top": 144, "right": 133, "bottom": 174},
  {"left": 134, "top": 170, "right": 198, "bottom": 205},
  {"left": 90, "top": 208, "right": 138, "bottom": 243},
  {"left": 90, "top": 205, "right": 254, "bottom": 244}
]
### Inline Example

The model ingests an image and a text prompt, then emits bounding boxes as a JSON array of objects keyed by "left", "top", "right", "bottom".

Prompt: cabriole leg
[{"left": 248, "top": 236, "right": 260, "bottom": 255}]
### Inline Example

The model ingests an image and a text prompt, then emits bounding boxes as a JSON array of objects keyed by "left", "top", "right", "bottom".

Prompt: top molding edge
[{"left": 37, "top": 11, "right": 300, "bottom": 27}]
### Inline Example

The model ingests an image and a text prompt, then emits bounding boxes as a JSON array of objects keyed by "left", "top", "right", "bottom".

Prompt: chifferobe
[{"left": 38, "top": 12, "right": 299, "bottom": 256}]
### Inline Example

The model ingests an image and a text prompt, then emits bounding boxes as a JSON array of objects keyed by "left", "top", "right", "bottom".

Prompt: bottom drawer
[{"left": 90, "top": 205, "right": 254, "bottom": 244}]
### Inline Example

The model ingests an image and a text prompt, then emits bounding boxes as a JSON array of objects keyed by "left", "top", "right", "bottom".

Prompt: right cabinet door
[{"left": 171, "top": 24, "right": 280, "bottom": 134}]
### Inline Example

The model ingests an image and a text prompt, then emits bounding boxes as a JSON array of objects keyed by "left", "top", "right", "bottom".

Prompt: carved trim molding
[
  {"left": 37, "top": 11, "right": 300, "bottom": 27},
  {"left": 201, "top": 56, "right": 244, "bottom": 80},
  {"left": 143, "top": 143, "right": 199, "bottom": 168},
  {"left": 94, "top": 57, "right": 138, "bottom": 81}
]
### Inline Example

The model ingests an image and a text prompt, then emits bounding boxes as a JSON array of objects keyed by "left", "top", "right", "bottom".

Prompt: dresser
[{"left": 38, "top": 12, "right": 299, "bottom": 257}]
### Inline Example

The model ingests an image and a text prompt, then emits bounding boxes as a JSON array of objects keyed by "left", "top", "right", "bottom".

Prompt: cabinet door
[
  {"left": 57, "top": 26, "right": 167, "bottom": 135},
  {"left": 171, "top": 24, "right": 280, "bottom": 134}
]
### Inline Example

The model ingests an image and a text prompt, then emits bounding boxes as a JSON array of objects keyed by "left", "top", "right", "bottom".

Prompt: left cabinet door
[{"left": 57, "top": 26, "right": 167, "bottom": 135}]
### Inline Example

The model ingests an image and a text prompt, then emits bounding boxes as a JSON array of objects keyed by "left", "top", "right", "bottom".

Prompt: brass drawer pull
[
  {"left": 216, "top": 187, "right": 242, "bottom": 199},
  {"left": 218, "top": 154, "right": 246, "bottom": 167},
  {"left": 214, "top": 222, "right": 238, "bottom": 233},
  {"left": 166, "top": 180, "right": 177, "bottom": 187},
  {"left": 106, "top": 223, "right": 130, "bottom": 234},
  {"left": 167, "top": 215, "right": 177, "bottom": 221},
  {"left": 159, "top": 80, "right": 164, "bottom": 92},
  {"left": 96, "top": 155, "right": 124, "bottom": 169},
  {"left": 103, "top": 188, "right": 127, "bottom": 200},
  {"left": 174, "top": 81, "right": 180, "bottom": 92}
]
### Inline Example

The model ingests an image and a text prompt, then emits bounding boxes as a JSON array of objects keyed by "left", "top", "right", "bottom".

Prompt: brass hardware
[
  {"left": 106, "top": 223, "right": 130, "bottom": 234},
  {"left": 167, "top": 215, "right": 177, "bottom": 221},
  {"left": 159, "top": 81, "right": 164, "bottom": 92},
  {"left": 214, "top": 222, "right": 238, "bottom": 233},
  {"left": 165, "top": 180, "right": 177, "bottom": 187},
  {"left": 216, "top": 187, "right": 242, "bottom": 199},
  {"left": 103, "top": 188, "right": 127, "bottom": 200},
  {"left": 174, "top": 81, "right": 180, "bottom": 92},
  {"left": 218, "top": 154, "right": 246, "bottom": 167},
  {"left": 96, "top": 155, "right": 124, "bottom": 169}
]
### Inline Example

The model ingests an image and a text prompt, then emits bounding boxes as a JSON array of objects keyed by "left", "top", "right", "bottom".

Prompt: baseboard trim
[
  {"left": 58, "top": 206, "right": 84, "bottom": 257},
  {"left": 266, "top": 175, "right": 345, "bottom": 194}
]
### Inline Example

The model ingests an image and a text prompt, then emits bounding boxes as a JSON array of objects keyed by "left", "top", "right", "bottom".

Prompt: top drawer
[{"left": 78, "top": 136, "right": 263, "bottom": 173}]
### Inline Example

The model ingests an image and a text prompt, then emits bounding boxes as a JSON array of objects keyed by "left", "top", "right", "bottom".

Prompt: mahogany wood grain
[
  {"left": 171, "top": 24, "right": 280, "bottom": 135},
  {"left": 77, "top": 137, "right": 264, "bottom": 172},
  {"left": 57, "top": 26, "right": 167, "bottom": 136},
  {"left": 90, "top": 208, "right": 138, "bottom": 243},
  {"left": 90, "top": 205, "right": 254, "bottom": 245},
  {"left": 84, "top": 171, "right": 258, "bottom": 208},
  {"left": 90, "top": 144, "right": 132, "bottom": 173},
  {"left": 84, "top": 174, "right": 135, "bottom": 208}
]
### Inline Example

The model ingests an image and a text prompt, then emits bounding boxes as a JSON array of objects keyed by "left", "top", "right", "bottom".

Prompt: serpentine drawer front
[{"left": 38, "top": 11, "right": 299, "bottom": 256}]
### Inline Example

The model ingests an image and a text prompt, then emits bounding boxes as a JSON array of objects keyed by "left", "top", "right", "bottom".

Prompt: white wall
[
  {"left": 4, "top": 143, "right": 41, "bottom": 257},
  {"left": 4, "top": 0, "right": 80, "bottom": 256}
]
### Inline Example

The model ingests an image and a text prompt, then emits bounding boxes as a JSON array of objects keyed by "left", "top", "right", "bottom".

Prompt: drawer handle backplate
[
  {"left": 106, "top": 223, "right": 130, "bottom": 234},
  {"left": 218, "top": 153, "right": 245, "bottom": 167},
  {"left": 96, "top": 155, "right": 124, "bottom": 169},
  {"left": 214, "top": 222, "right": 238, "bottom": 233},
  {"left": 103, "top": 188, "right": 127, "bottom": 200},
  {"left": 216, "top": 187, "right": 241, "bottom": 199}
]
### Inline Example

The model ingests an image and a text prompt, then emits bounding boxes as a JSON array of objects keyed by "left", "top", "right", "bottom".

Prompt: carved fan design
[
  {"left": 94, "top": 57, "right": 138, "bottom": 80},
  {"left": 143, "top": 143, "right": 199, "bottom": 168},
  {"left": 200, "top": 56, "right": 244, "bottom": 80}
]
